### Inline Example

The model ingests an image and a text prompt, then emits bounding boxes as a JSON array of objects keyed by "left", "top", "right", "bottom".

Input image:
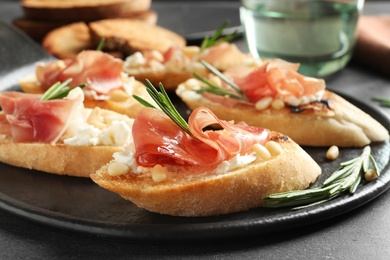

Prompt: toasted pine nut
[
  {"left": 326, "top": 145, "right": 339, "bottom": 160},
  {"left": 265, "top": 141, "right": 282, "bottom": 156},
  {"left": 255, "top": 97, "right": 273, "bottom": 111},
  {"left": 108, "top": 162, "right": 130, "bottom": 176},
  {"left": 109, "top": 90, "right": 129, "bottom": 102},
  {"left": 253, "top": 143, "right": 272, "bottom": 160},
  {"left": 364, "top": 169, "right": 378, "bottom": 182},
  {"left": 152, "top": 164, "right": 167, "bottom": 182},
  {"left": 271, "top": 99, "right": 285, "bottom": 110}
]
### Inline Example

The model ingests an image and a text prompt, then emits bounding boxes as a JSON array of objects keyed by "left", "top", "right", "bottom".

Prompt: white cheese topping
[{"left": 64, "top": 120, "right": 132, "bottom": 147}]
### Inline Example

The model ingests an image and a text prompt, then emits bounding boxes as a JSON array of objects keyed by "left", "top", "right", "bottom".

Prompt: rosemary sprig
[
  {"left": 194, "top": 60, "right": 247, "bottom": 101},
  {"left": 263, "top": 146, "right": 380, "bottom": 210},
  {"left": 132, "top": 80, "right": 192, "bottom": 136},
  {"left": 200, "top": 22, "right": 241, "bottom": 51},
  {"left": 373, "top": 97, "right": 390, "bottom": 107},
  {"left": 40, "top": 78, "right": 86, "bottom": 101}
]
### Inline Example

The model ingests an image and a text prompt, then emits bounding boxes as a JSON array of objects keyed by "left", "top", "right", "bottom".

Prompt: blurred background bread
[
  {"left": 13, "top": 0, "right": 155, "bottom": 42},
  {"left": 13, "top": 0, "right": 186, "bottom": 60}
]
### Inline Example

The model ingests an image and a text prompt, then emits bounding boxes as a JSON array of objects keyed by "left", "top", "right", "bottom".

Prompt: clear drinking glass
[{"left": 240, "top": 0, "right": 365, "bottom": 78}]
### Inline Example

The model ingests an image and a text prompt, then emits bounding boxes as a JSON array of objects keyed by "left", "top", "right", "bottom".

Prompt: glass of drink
[{"left": 240, "top": 0, "right": 364, "bottom": 78}]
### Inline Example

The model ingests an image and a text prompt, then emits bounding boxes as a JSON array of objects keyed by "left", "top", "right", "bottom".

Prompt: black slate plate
[{"left": 0, "top": 23, "right": 390, "bottom": 241}]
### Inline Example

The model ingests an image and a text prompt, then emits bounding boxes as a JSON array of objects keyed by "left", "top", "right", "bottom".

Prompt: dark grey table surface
[{"left": 1, "top": 0, "right": 390, "bottom": 259}]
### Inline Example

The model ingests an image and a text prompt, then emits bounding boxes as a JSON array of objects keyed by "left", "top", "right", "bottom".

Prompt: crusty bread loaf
[
  {"left": 88, "top": 19, "right": 186, "bottom": 56},
  {"left": 22, "top": 0, "right": 152, "bottom": 22},
  {"left": 0, "top": 136, "right": 121, "bottom": 177},
  {"left": 91, "top": 132, "right": 321, "bottom": 216},
  {"left": 18, "top": 74, "right": 152, "bottom": 119},
  {"left": 176, "top": 86, "right": 390, "bottom": 147}
]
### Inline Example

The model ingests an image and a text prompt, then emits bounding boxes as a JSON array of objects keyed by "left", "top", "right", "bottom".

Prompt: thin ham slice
[
  {"left": 0, "top": 89, "right": 83, "bottom": 143},
  {"left": 36, "top": 50, "right": 124, "bottom": 95},
  {"left": 132, "top": 107, "right": 269, "bottom": 169}
]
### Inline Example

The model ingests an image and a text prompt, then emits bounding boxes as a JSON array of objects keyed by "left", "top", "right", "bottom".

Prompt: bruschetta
[
  {"left": 176, "top": 59, "right": 389, "bottom": 147},
  {"left": 90, "top": 83, "right": 321, "bottom": 216},
  {"left": 0, "top": 86, "right": 134, "bottom": 177},
  {"left": 123, "top": 41, "right": 259, "bottom": 91},
  {"left": 18, "top": 50, "right": 155, "bottom": 119}
]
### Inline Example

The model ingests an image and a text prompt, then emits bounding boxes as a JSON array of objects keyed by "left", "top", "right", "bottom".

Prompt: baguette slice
[
  {"left": 22, "top": 0, "right": 152, "bottom": 22},
  {"left": 123, "top": 43, "right": 259, "bottom": 90},
  {"left": 40, "top": 11, "right": 158, "bottom": 58},
  {"left": 177, "top": 86, "right": 389, "bottom": 147},
  {"left": 91, "top": 131, "right": 321, "bottom": 216},
  {"left": 0, "top": 89, "right": 135, "bottom": 177}
]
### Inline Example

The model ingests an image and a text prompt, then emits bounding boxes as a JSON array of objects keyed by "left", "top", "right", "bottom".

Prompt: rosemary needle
[
  {"left": 263, "top": 146, "right": 380, "bottom": 210},
  {"left": 40, "top": 78, "right": 86, "bottom": 101},
  {"left": 373, "top": 97, "right": 390, "bottom": 107},
  {"left": 132, "top": 80, "right": 192, "bottom": 136},
  {"left": 200, "top": 22, "right": 241, "bottom": 51}
]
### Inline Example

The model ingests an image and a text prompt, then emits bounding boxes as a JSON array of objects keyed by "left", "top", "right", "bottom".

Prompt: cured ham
[
  {"left": 36, "top": 50, "right": 124, "bottom": 95},
  {"left": 0, "top": 89, "right": 83, "bottom": 144},
  {"left": 223, "top": 59, "right": 326, "bottom": 104},
  {"left": 132, "top": 107, "right": 269, "bottom": 169}
]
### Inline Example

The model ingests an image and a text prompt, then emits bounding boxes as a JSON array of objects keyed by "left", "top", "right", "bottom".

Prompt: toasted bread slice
[
  {"left": 176, "top": 84, "right": 389, "bottom": 147},
  {"left": 42, "top": 22, "right": 92, "bottom": 59},
  {"left": 22, "top": 0, "right": 152, "bottom": 22},
  {"left": 40, "top": 11, "right": 158, "bottom": 58},
  {"left": 88, "top": 19, "right": 186, "bottom": 56},
  {"left": 91, "top": 132, "right": 321, "bottom": 216}
]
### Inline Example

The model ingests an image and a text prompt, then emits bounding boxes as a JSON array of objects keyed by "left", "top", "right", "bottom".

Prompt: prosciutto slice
[
  {"left": 132, "top": 107, "right": 269, "bottom": 169},
  {"left": 36, "top": 50, "right": 124, "bottom": 95},
  {"left": 0, "top": 89, "right": 83, "bottom": 143},
  {"left": 224, "top": 59, "right": 326, "bottom": 104}
]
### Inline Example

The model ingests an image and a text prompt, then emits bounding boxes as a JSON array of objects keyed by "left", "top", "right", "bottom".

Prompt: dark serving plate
[{"left": 0, "top": 22, "right": 390, "bottom": 241}]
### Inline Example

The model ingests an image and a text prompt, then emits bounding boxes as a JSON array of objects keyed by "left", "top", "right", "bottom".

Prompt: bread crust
[
  {"left": 22, "top": 0, "right": 152, "bottom": 22},
  {"left": 0, "top": 136, "right": 121, "bottom": 177},
  {"left": 176, "top": 86, "right": 390, "bottom": 147},
  {"left": 42, "top": 22, "right": 92, "bottom": 59},
  {"left": 88, "top": 19, "right": 186, "bottom": 56},
  {"left": 91, "top": 134, "right": 321, "bottom": 216}
]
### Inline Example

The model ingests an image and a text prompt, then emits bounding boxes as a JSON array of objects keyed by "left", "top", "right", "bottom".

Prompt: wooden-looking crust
[
  {"left": 91, "top": 134, "right": 321, "bottom": 216},
  {"left": 176, "top": 86, "right": 390, "bottom": 147},
  {"left": 0, "top": 136, "right": 122, "bottom": 177}
]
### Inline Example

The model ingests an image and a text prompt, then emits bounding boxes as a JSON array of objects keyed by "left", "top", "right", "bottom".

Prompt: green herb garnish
[
  {"left": 133, "top": 80, "right": 192, "bottom": 136},
  {"left": 96, "top": 38, "right": 106, "bottom": 51},
  {"left": 40, "top": 78, "right": 86, "bottom": 101},
  {"left": 200, "top": 22, "right": 241, "bottom": 51},
  {"left": 194, "top": 60, "right": 247, "bottom": 101},
  {"left": 263, "top": 146, "right": 380, "bottom": 210},
  {"left": 373, "top": 97, "right": 390, "bottom": 107}
]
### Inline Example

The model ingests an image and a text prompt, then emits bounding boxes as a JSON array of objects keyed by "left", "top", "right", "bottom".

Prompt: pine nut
[
  {"left": 253, "top": 143, "right": 271, "bottom": 160},
  {"left": 255, "top": 97, "right": 273, "bottom": 111},
  {"left": 271, "top": 99, "right": 285, "bottom": 110},
  {"left": 326, "top": 145, "right": 339, "bottom": 160},
  {"left": 265, "top": 141, "right": 282, "bottom": 156},
  {"left": 152, "top": 164, "right": 167, "bottom": 182},
  {"left": 364, "top": 169, "right": 378, "bottom": 182},
  {"left": 108, "top": 162, "right": 130, "bottom": 176}
]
